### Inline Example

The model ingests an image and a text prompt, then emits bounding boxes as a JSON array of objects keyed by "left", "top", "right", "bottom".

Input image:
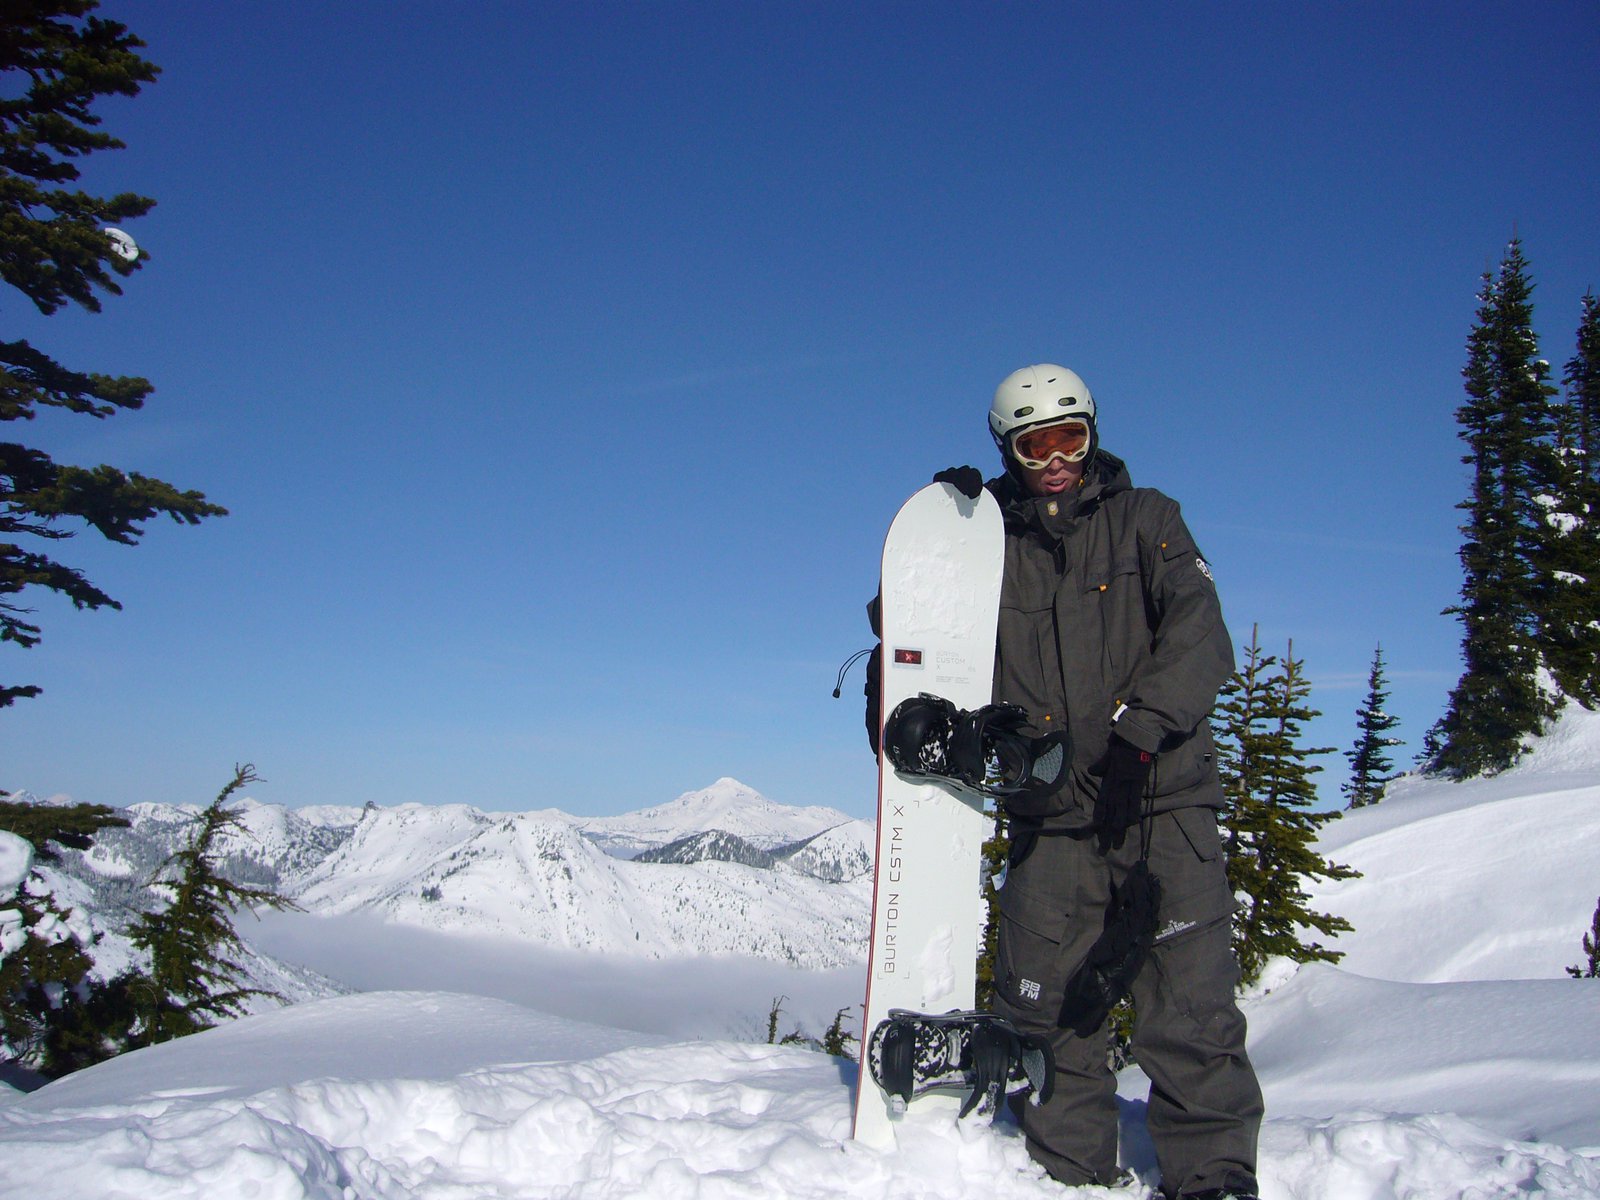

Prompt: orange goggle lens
[{"left": 1011, "top": 419, "right": 1091, "bottom": 468}]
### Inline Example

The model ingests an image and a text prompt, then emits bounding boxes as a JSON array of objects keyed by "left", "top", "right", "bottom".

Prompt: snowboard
[{"left": 852, "top": 480, "right": 1005, "bottom": 1147}]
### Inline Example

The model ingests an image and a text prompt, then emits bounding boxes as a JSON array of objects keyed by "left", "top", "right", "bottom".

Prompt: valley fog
[{"left": 250, "top": 909, "right": 863, "bottom": 1043}]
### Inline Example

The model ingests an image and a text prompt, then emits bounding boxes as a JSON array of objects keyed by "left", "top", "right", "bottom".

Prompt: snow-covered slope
[
  {"left": 7, "top": 717, "right": 1600, "bottom": 1197},
  {"left": 1241, "top": 962, "right": 1600, "bottom": 1147},
  {"left": 1307, "top": 702, "right": 1600, "bottom": 982},
  {"left": 3, "top": 978, "right": 1598, "bottom": 1200},
  {"left": 112, "top": 796, "right": 357, "bottom": 882},
  {"left": 778, "top": 818, "right": 875, "bottom": 882}
]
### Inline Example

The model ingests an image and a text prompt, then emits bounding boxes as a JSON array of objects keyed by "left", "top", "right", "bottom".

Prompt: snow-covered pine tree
[
  {"left": 1214, "top": 628, "right": 1359, "bottom": 985},
  {"left": 0, "top": 796, "right": 146, "bottom": 1075},
  {"left": 1533, "top": 294, "right": 1600, "bottom": 708},
  {"left": 1429, "top": 241, "right": 1558, "bottom": 777},
  {"left": 126, "top": 766, "right": 297, "bottom": 1043},
  {"left": 1344, "top": 645, "right": 1403, "bottom": 807}
]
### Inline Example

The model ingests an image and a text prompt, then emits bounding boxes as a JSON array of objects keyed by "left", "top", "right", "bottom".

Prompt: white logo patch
[
  {"left": 1018, "top": 978, "right": 1042, "bottom": 1001},
  {"left": 1195, "top": 556, "right": 1214, "bottom": 582}
]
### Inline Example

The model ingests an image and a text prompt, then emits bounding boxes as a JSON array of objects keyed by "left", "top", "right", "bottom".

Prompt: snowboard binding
[
  {"left": 867, "top": 1009, "right": 1055, "bottom": 1120},
  {"left": 882, "top": 694, "right": 1071, "bottom": 814}
]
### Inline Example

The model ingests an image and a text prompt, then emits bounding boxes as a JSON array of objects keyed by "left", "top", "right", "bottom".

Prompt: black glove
[
  {"left": 864, "top": 643, "right": 882, "bottom": 755},
  {"left": 1056, "top": 860, "right": 1161, "bottom": 1036},
  {"left": 933, "top": 465, "right": 984, "bottom": 500},
  {"left": 1093, "top": 734, "right": 1153, "bottom": 853}
]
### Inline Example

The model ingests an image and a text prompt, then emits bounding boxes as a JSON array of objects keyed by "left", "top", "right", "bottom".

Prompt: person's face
[
  {"left": 1009, "top": 418, "right": 1090, "bottom": 496},
  {"left": 1020, "top": 456, "right": 1085, "bottom": 496}
]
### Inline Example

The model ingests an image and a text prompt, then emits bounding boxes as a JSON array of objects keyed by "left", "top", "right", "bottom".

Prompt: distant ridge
[{"left": 15, "top": 779, "right": 874, "bottom": 972}]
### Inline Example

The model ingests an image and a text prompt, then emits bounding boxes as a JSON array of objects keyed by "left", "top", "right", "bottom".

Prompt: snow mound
[
  {"left": 14, "top": 991, "right": 653, "bottom": 1110},
  {"left": 0, "top": 991, "right": 1088, "bottom": 1200},
  {"left": 5, "top": 988, "right": 1599, "bottom": 1200},
  {"left": 1308, "top": 772, "right": 1600, "bottom": 982},
  {"left": 1243, "top": 964, "right": 1600, "bottom": 1147},
  {"left": 1261, "top": 1113, "right": 1600, "bottom": 1200},
  {"left": 0, "top": 831, "right": 30, "bottom": 899},
  {"left": 1517, "top": 698, "right": 1600, "bottom": 776}
]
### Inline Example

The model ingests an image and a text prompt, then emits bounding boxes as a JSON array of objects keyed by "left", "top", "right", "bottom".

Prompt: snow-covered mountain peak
[{"left": 575, "top": 778, "right": 853, "bottom": 858}]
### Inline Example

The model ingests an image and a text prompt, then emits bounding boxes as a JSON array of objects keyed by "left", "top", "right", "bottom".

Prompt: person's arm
[{"left": 1112, "top": 497, "right": 1233, "bottom": 754}]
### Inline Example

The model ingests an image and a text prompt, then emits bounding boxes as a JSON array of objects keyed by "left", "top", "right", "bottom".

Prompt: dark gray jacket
[{"left": 991, "top": 452, "right": 1233, "bottom": 829}]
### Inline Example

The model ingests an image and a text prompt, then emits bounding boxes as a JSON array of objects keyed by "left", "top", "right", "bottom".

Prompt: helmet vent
[{"left": 1013, "top": 405, "right": 1034, "bottom": 418}]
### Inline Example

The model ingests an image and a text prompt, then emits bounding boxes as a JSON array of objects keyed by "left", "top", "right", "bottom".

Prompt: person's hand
[
  {"left": 1094, "top": 734, "right": 1153, "bottom": 852},
  {"left": 933, "top": 466, "right": 984, "bottom": 500}
]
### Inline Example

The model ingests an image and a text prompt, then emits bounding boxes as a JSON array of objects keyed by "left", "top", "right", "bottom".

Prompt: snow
[
  {"left": 0, "top": 830, "right": 30, "bottom": 899},
  {"left": 0, "top": 831, "right": 31, "bottom": 964},
  {"left": 5, "top": 713, "right": 1600, "bottom": 1197},
  {"left": 1307, "top": 772, "right": 1600, "bottom": 982},
  {"left": 103, "top": 226, "right": 139, "bottom": 261}
]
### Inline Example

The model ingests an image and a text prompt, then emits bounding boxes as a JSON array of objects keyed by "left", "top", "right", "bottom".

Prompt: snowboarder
[{"left": 864, "top": 365, "right": 1263, "bottom": 1200}]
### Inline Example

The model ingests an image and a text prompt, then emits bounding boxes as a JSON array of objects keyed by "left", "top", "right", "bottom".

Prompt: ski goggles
[{"left": 1009, "top": 418, "right": 1092, "bottom": 469}]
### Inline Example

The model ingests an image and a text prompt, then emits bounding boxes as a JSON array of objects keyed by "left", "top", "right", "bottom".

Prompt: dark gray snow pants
[{"left": 991, "top": 806, "right": 1264, "bottom": 1197}]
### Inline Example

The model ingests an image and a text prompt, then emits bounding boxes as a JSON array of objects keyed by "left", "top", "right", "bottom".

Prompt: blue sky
[{"left": 4, "top": 1, "right": 1597, "bottom": 818}]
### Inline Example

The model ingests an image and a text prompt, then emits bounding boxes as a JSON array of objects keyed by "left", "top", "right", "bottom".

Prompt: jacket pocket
[
  {"left": 996, "top": 884, "right": 1072, "bottom": 1016},
  {"left": 1084, "top": 551, "right": 1141, "bottom": 682},
  {"left": 996, "top": 602, "right": 1062, "bottom": 727}
]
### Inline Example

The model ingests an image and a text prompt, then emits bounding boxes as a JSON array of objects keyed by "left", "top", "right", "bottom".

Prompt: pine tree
[
  {"left": 1568, "top": 293, "right": 1600, "bottom": 490},
  {"left": 1567, "top": 896, "right": 1600, "bottom": 980},
  {"left": 1, "top": 1, "right": 226, "bottom": 709},
  {"left": 976, "top": 809, "right": 1009, "bottom": 1010},
  {"left": 820, "top": 1006, "right": 858, "bottom": 1059},
  {"left": 1214, "top": 628, "right": 1360, "bottom": 984},
  {"left": 0, "top": 795, "right": 144, "bottom": 1075},
  {"left": 1534, "top": 294, "right": 1600, "bottom": 707},
  {"left": 126, "top": 766, "right": 297, "bottom": 1043},
  {"left": 1343, "top": 645, "right": 1403, "bottom": 807},
  {"left": 1429, "top": 242, "right": 1557, "bottom": 777},
  {"left": 1212, "top": 625, "right": 1276, "bottom": 913}
]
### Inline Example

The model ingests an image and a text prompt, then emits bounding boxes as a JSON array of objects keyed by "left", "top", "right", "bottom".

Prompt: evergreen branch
[
  {"left": 1, "top": 338, "right": 154, "bottom": 420},
  {"left": 0, "top": 796, "right": 127, "bottom": 861}
]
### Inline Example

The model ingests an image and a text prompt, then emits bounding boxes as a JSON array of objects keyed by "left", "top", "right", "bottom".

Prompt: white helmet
[{"left": 988, "top": 364, "right": 1096, "bottom": 461}]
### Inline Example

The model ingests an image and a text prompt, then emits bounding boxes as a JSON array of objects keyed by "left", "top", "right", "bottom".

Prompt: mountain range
[{"left": 14, "top": 778, "right": 876, "bottom": 1000}]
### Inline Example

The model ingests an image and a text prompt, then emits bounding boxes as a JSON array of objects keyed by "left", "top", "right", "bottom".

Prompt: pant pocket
[
  {"left": 997, "top": 885, "right": 1072, "bottom": 1019},
  {"left": 1149, "top": 808, "right": 1237, "bottom": 945}
]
